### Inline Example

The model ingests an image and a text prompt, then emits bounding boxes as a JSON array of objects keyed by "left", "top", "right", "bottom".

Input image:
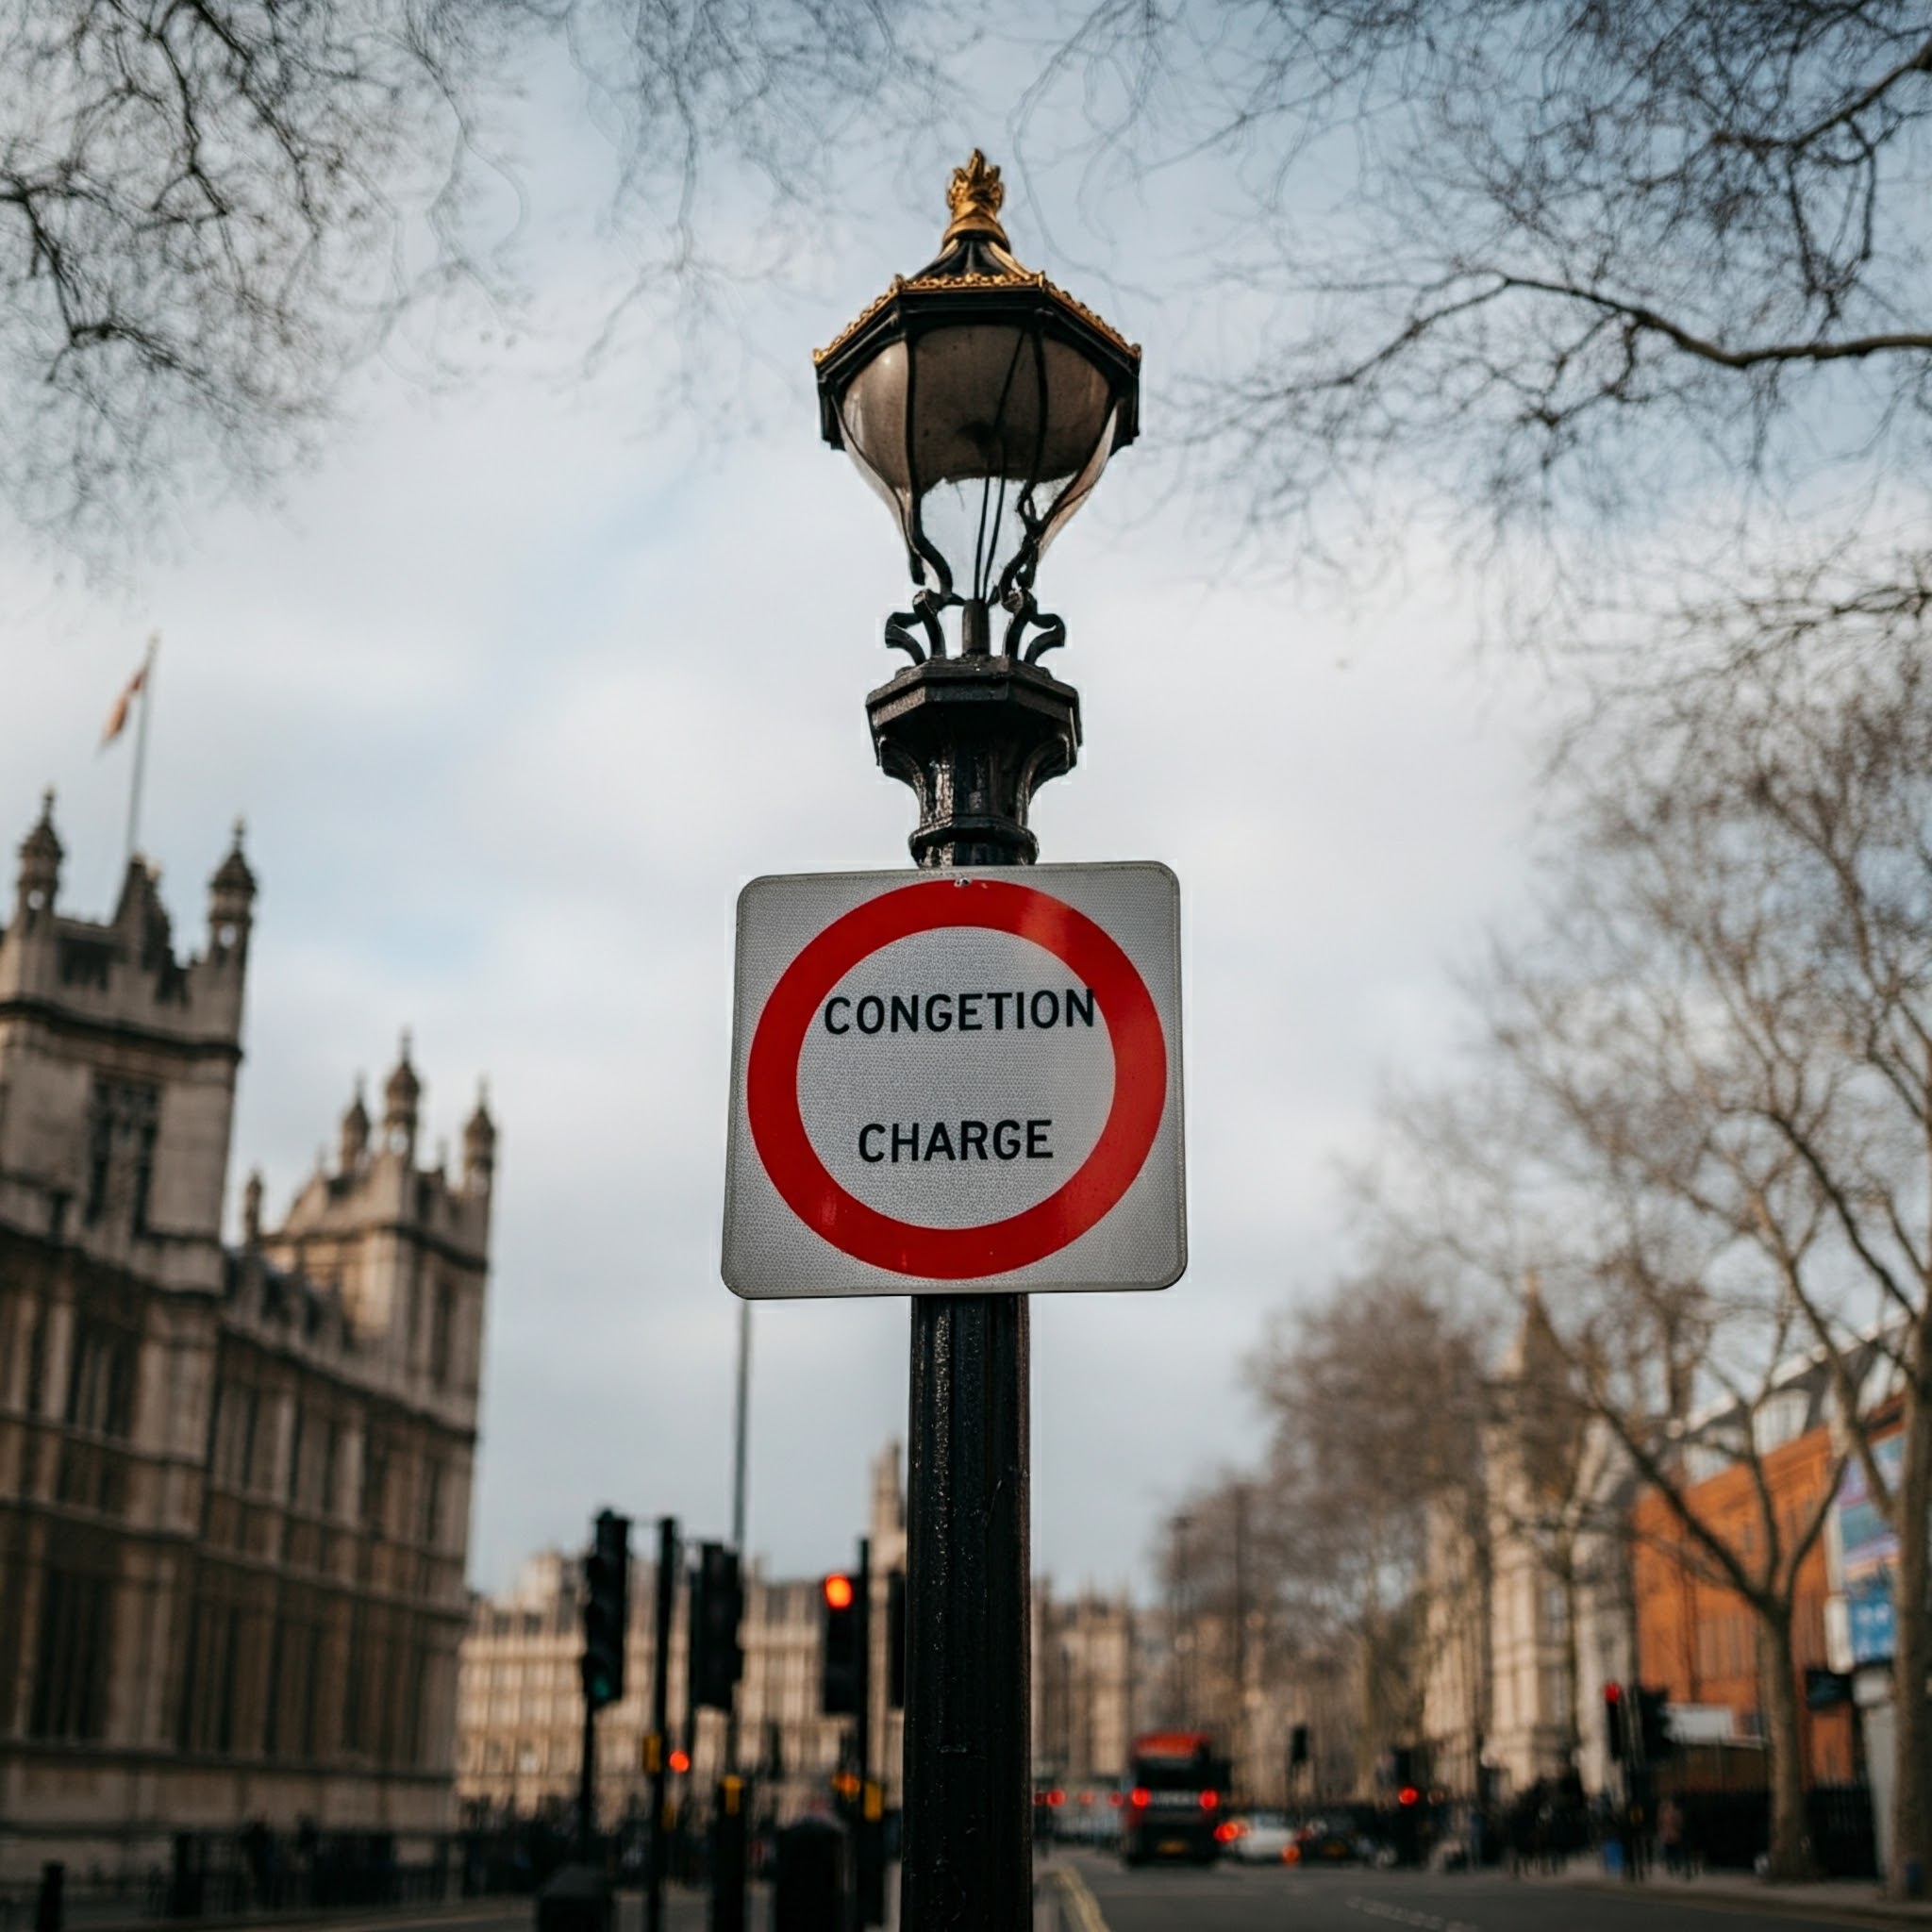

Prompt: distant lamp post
[{"left": 813, "top": 154, "right": 1141, "bottom": 1928}]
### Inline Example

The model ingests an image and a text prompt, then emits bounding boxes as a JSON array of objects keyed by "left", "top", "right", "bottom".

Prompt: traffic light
[
  {"left": 1637, "top": 1686, "right": 1674, "bottom": 1761},
  {"left": 689, "top": 1542, "right": 744, "bottom": 1712},
  {"left": 1603, "top": 1682, "right": 1624, "bottom": 1760},
  {"left": 822, "top": 1572, "right": 862, "bottom": 1716},
  {"left": 886, "top": 1568, "right": 906, "bottom": 1711},
  {"left": 581, "top": 1508, "right": 630, "bottom": 1710}
]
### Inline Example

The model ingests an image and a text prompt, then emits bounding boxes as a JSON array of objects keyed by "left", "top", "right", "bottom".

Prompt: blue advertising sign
[{"left": 1834, "top": 1434, "right": 1905, "bottom": 1667}]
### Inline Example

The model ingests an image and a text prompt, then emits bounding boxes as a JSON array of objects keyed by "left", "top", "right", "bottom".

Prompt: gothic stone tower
[{"left": 0, "top": 798, "right": 494, "bottom": 1880}]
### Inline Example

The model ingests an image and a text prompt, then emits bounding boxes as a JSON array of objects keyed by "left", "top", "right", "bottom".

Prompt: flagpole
[{"left": 124, "top": 634, "right": 157, "bottom": 872}]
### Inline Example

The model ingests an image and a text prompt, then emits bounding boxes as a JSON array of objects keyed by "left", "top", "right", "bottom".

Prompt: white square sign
[{"left": 722, "top": 862, "right": 1186, "bottom": 1298}]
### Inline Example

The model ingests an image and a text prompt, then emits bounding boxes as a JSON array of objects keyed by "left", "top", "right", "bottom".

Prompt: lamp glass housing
[
  {"left": 815, "top": 155, "right": 1140, "bottom": 660},
  {"left": 834, "top": 325, "right": 1122, "bottom": 608}
]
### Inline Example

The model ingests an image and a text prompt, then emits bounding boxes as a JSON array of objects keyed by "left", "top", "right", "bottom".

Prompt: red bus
[{"left": 1120, "top": 1731, "right": 1232, "bottom": 1866}]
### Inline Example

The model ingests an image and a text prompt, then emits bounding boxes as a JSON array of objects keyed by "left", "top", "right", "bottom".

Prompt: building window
[
  {"left": 25, "top": 1305, "right": 48, "bottom": 1414},
  {"left": 1541, "top": 1663, "right": 1570, "bottom": 1726},
  {"left": 343, "top": 1609, "right": 367, "bottom": 1752},
  {"left": 287, "top": 1404, "right": 305, "bottom": 1505},
  {"left": 262, "top": 1613, "right": 325, "bottom": 1761},
  {"left": 65, "top": 1319, "right": 138, "bottom": 1439},
  {"left": 320, "top": 1419, "right": 339, "bottom": 1516},
  {"left": 362, "top": 1435, "right": 390, "bottom": 1536},
  {"left": 422, "top": 1459, "right": 442, "bottom": 1551},
  {"left": 262, "top": 1618, "right": 285, "bottom": 1757},
  {"left": 177, "top": 1596, "right": 242, "bottom": 1754},
  {"left": 30, "top": 1568, "right": 114, "bottom": 1740},
  {"left": 82, "top": 1080, "right": 160, "bottom": 1231},
  {"left": 431, "top": 1281, "right": 458, "bottom": 1386},
  {"left": 211, "top": 1380, "right": 259, "bottom": 1490}
]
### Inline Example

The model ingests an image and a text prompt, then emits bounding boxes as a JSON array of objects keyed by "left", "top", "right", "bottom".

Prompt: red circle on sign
[{"left": 746, "top": 878, "right": 1166, "bottom": 1279}]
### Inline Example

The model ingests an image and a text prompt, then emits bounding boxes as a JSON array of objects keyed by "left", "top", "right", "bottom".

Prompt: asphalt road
[
  {"left": 75, "top": 1862, "right": 1907, "bottom": 1932},
  {"left": 1058, "top": 1847, "right": 1904, "bottom": 1931}
]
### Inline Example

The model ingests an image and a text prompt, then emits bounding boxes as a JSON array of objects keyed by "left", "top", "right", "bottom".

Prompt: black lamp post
[{"left": 814, "top": 152, "right": 1141, "bottom": 1929}]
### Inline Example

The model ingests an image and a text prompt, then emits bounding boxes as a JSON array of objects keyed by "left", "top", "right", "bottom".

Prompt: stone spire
[
  {"left": 340, "top": 1076, "right": 371, "bottom": 1173},
  {"left": 15, "top": 788, "right": 61, "bottom": 924},
  {"left": 1498, "top": 1269, "right": 1562, "bottom": 1382},
  {"left": 208, "top": 819, "right": 257, "bottom": 956},
  {"left": 383, "top": 1031, "right": 421, "bottom": 1159},
  {"left": 462, "top": 1080, "right": 496, "bottom": 1193}
]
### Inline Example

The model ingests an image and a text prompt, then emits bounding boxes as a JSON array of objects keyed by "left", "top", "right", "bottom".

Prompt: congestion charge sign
[{"left": 722, "top": 862, "right": 1186, "bottom": 1298}]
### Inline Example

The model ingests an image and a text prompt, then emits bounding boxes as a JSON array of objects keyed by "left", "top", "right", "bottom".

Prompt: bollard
[
  {"left": 33, "top": 1863, "right": 62, "bottom": 1932},
  {"left": 710, "top": 1777, "right": 747, "bottom": 1932},
  {"left": 774, "top": 1817, "right": 845, "bottom": 1932}
]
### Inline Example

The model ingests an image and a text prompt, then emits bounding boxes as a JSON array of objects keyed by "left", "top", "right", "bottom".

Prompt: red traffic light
[
  {"left": 669, "top": 1749, "right": 691, "bottom": 1775},
  {"left": 1398, "top": 1786, "right": 1420, "bottom": 1807},
  {"left": 824, "top": 1574, "right": 856, "bottom": 1611}
]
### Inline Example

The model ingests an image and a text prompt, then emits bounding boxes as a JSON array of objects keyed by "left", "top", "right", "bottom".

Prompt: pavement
[
  {"left": 1546, "top": 1860, "right": 1932, "bottom": 1926},
  {"left": 1036, "top": 1844, "right": 1932, "bottom": 1930},
  {"left": 0, "top": 1891, "right": 738, "bottom": 1932}
]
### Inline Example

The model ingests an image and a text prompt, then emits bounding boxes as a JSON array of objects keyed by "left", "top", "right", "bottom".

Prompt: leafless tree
[
  {"left": 1375, "top": 1070, "right": 1845, "bottom": 1876},
  {"left": 1358, "top": 624, "right": 1932, "bottom": 1875},
  {"left": 0, "top": 0, "right": 933, "bottom": 549},
  {"left": 1174, "top": 1273, "right": 1485, "bottom": 1796},
  {"left": 1556, "top": 628, "right": 1932, "bottom": 1887},
  {"left": 1037, "top": 1, "right": 1932, "bottom": 645}
]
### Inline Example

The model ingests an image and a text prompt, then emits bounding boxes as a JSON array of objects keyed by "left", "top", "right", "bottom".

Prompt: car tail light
[
  {"left": 1214, "top": 1822, "right": 1240, "bottom": 1843},
  {"left": 1283, "top": 1844, "right": 1300, "bottom": 1864},
  {"left": 1130, "top": 1789, "right": 1150, "bottom": 1808},
  {"left": 1200, "top": 1790, "right": 1220, "bottom": 1810}
]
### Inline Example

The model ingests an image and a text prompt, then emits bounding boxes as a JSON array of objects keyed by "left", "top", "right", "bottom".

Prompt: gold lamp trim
[
  {"left": 942, "top": 149, "right": 1008, "bottom": 244},
  {"left": 812, "top": 155, "right": 1142, "bottom": 368}
]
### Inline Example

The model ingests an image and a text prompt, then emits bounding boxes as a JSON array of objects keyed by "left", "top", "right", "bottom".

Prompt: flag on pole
[
  {"left": 101, "top": 663, "right": 146, "bottom": 747},
  {"left": 100, "top": 639, "right": 156, "bottom": 748}
]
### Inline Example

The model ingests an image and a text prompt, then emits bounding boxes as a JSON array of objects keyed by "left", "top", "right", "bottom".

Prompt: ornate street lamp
[
  {"left": 814, "top": 157, "right": 1141, "bottom": 1929},
  {"left": 815, "top": 148, "right": 1141, "bottom": 665}
]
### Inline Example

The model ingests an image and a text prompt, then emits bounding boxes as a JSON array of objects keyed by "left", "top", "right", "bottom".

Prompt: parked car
[
  {"left": 1224, "top": 1812, "right": 1296, "bottom": 1863},
  {"left": 1291, "top": 1818, "right": 1362, "bottom": 1864}
]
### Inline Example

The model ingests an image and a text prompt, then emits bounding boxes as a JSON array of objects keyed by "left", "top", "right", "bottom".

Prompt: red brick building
[{"left": 1630, "top": 1413, "right": 1855, "bottom": 1786}]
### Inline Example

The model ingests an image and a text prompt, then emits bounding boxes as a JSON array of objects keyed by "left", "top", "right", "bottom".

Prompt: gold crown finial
[{"left": 943, "top": 150, "right": 1008, "bottom": 245}]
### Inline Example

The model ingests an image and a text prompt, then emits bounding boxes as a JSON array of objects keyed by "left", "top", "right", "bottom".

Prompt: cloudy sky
[{"left": 0, "top": 47, "right": 1555, "bottom": 1599}]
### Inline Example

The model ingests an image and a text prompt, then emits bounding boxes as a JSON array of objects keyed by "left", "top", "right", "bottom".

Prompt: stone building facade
[
  {"left": 0, "top": 798, "right": 493, "bottom": 1882},
  {"left": 456, "top": 1445, "right": 907, "bottom": 1831},
  {"left": 1421, "top": 1291, "right": 1635, "bottom": 1803},
  {"left": 1031, "top": 1587, "right": 1136, "bottom": 1791}
]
